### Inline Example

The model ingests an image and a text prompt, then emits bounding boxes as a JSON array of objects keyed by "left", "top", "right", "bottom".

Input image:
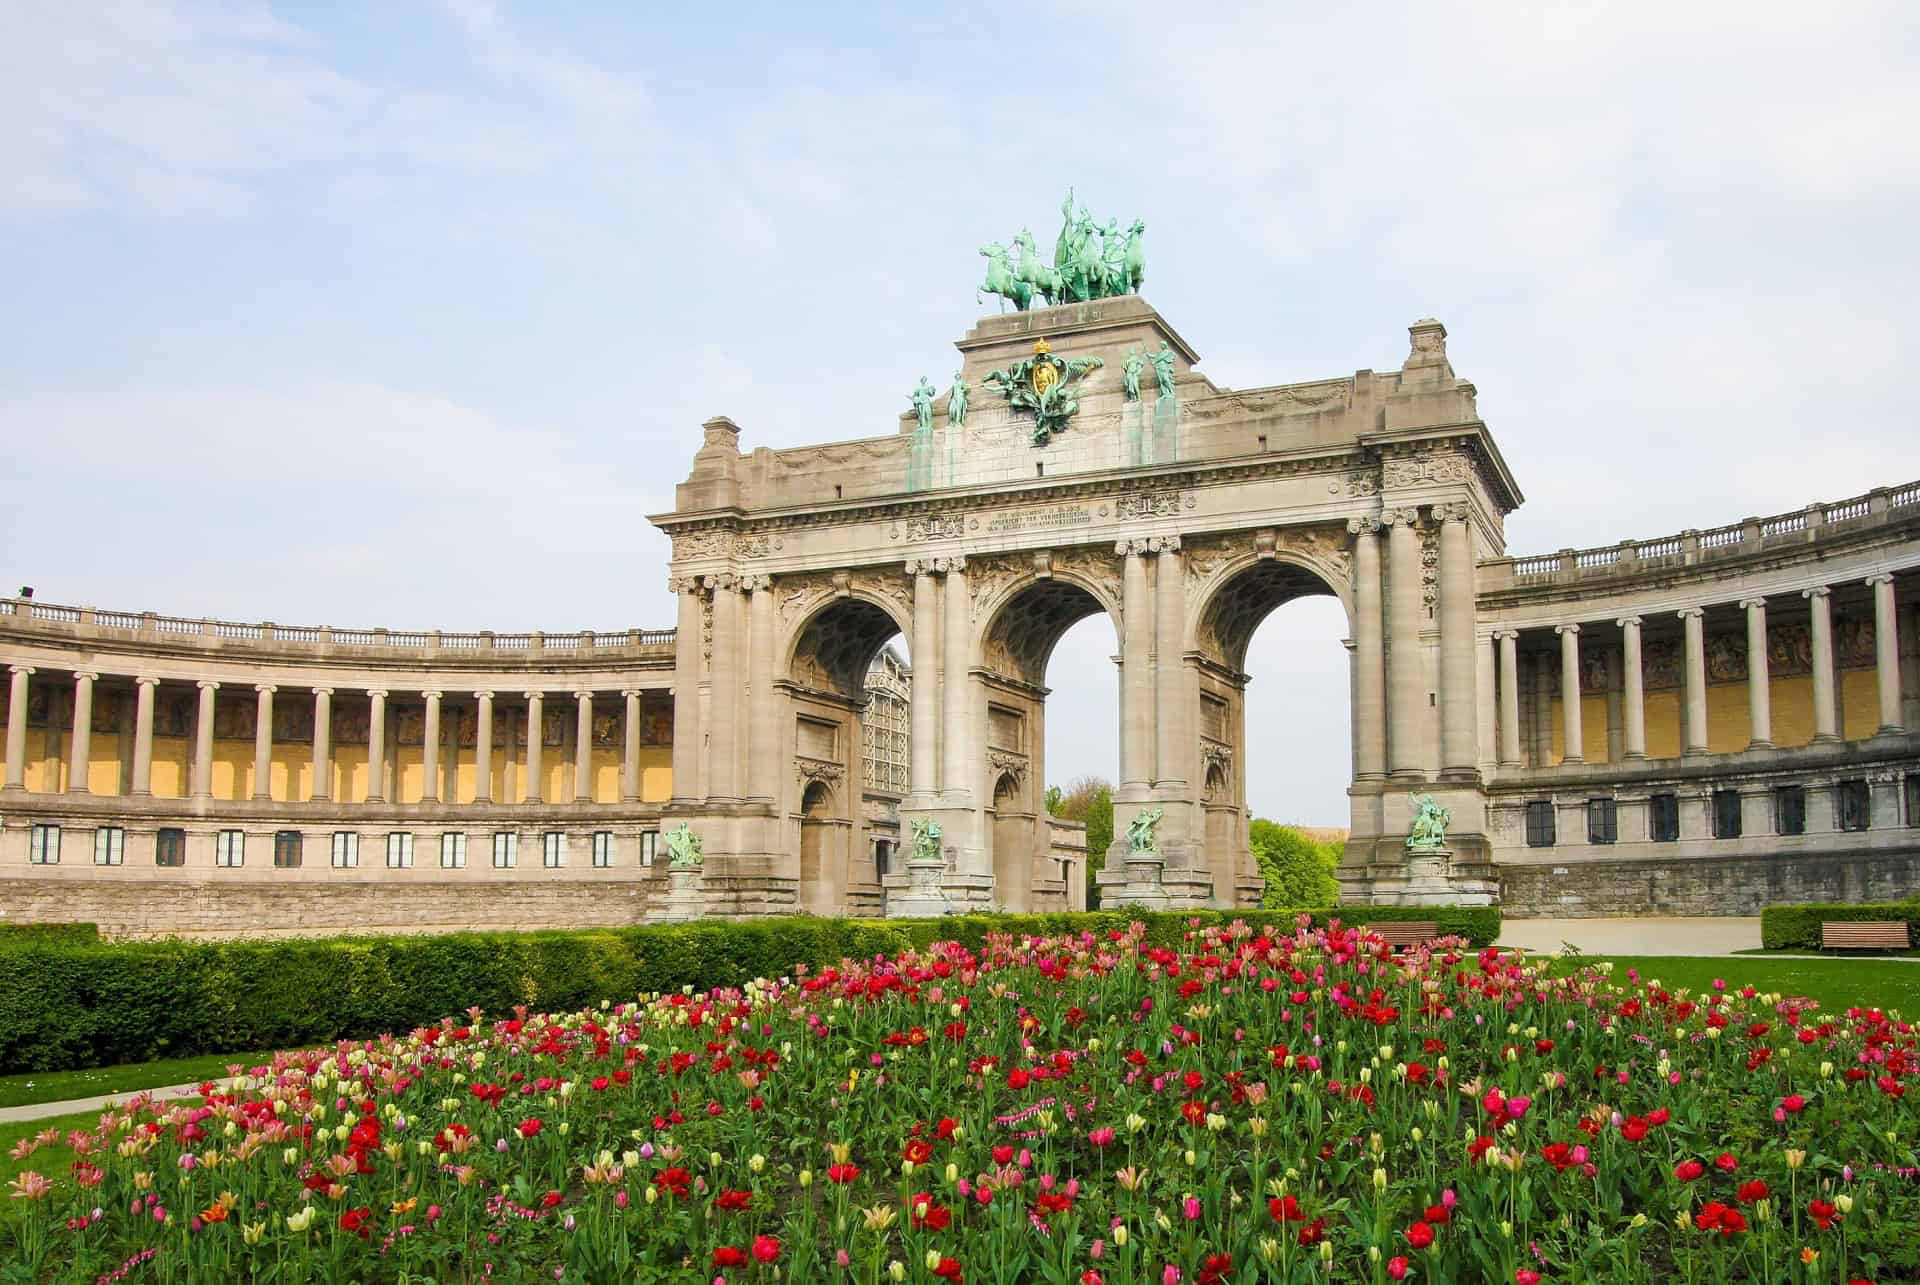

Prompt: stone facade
[{"left": 2, "top": 295, "right": 1916, "bottom": 933}]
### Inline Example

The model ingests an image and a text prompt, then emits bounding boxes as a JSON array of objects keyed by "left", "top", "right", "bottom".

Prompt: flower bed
[{"left": 5, "top": 919, "right": 1915, "bottom": 1284}]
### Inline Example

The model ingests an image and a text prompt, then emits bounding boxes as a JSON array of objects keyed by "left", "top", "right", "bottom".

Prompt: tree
[
  {"left": 1047, "top": 776, "right": 1114, "bottom": 907},
  {"left": 1248, "top": 818, "right": 1340, "bottom": 908}
]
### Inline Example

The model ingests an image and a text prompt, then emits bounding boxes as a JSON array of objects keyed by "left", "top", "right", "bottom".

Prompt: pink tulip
[
  {"left": 1089, "top": 1127, "right": 1116, "bottom": 1148},
  {"left": 1162, "top": 1267, "right": 1182, "bottom": 1285},
  {"left": 1183, "top": 1196, "right": 1202, "bottom": 1221},
  {"left": 1506, "top": 1096, "right": 1532, "bottom": 1120},
  {"left": 1388, "top": 1257, "right": 1410, "bottom": 1280}
]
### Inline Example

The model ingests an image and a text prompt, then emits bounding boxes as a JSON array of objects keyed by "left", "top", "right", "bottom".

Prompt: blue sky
[{"left": 5, "top": 1, "right": 1917, "bottom": 824}]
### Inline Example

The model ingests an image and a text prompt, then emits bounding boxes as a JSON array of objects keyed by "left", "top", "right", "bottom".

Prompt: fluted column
[
  {"left": 1868, "top": 574, "right": 1903, "bottom": 733},
  {"left": 909, "top": 562, "right": 940, "bottom": 802},
  {"left": 130, "top": 676, "right": 157, "bottom": 795},
  {"left": 621, "top": 689, "right": 642, "bottom": 802},
  {"left": 1678, "top": 608, "right": 1708, "bottom": 755},
  {"left": 573, "top": 689, "right": 594, "bottom": 802},
  {"left": 1118, "top": 542, "right": 1153, "bottom": 794},
  {"left": 1383, "top": 508, "right": 1425, "bottom": 776},
  {"left": 1805, "top": 587, "right": 1838, "bottom": 742},
  {"left": 4, "top": 665, "right": 31, "bottom": 791},
  {"left": 1555, "top": 624, "right": 1584, "bottom": 764},
  {"left": 192, "top": 679, "right": 219, "bottom": 799},
  {"left": 251, "top": 685, "right": 275, "bottom": 799},
  {"left": 67, "top": 671, "right": 97, "bottom": 793},
  {"left": 310, "top": 688, "right": 333, "bottom": 802},
  {"left": 366, "top": 689, "right": 388, "bottom": 802},
  {"left": 669, "top": 578, "right": 703, "bottom": 805},
  {"left": 1434, "top": 503, "right": 1478, "bottom": 773},
  {"left": 707, "top": 576, "right": 741, "bottom": 802},
  {"left": 1346, "top": 518, "right": 1386, "bottom": 779},
  {"left": 745, "top": 575, "right": 777, "bottom": 803},
  {"left": 1496, "top": 630, "right": 1522, "bottom": 766},
  {"left": 421, "top": 690, "right": 442, "bottom": 802},
  {"left": 517, "top": 692, "right": 541, "bottom": 801},
  {"left": 1152, "top": 536, "right": 1187, "bottom": 792},
  {"left": 1741, "top": 598, "right": 1772, "bottom": 748},
  {"left": 1617, "top": 617, "right": 1646, "bottom": 759},
  {"left": 473, "top": 691, "right": 494, "bottom": 802},
  {"left": 941, "top": 557, "right": 972, "bottom": 803}
]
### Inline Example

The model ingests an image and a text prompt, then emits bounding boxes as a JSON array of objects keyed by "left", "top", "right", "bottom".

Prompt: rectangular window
[
  {"left": 1649, "top": 793, "right": 1680, "bottom": 843},
  {"left": 492, "top": 831, "right": 518, "bottom": 869},
  {"left": 1524, "top": 801, "right": 1555, "bottom": 848},
  {"left": 1775, "top": 785, "right": 1807, "bottom": 836},
  {"left": 875, "top": 840, "right": 892, "bottom": 880},
  {"left": 1586, "top": 799, "right": 1617, "bottom": 845},
  {"left": 215, "top": 830, "right": 245, "bottom": 867},
  {"left": 93, "top": 826, "right": 125, "bottom": 866},
  {"left": 639, "top": 830, "right": 657, "bottom": 867},
  {"left": 591, "top": 831, "right": 613, "bottom": 868},
  {"left": 1837, "top": 779, "right": 1871, "bottom": 832},
  {"left": 385, "top": 832, "right": 413, "bottom": 869},
  {"left": 439, "top": 832, "right": 467, "bottom": 869},
  {"left": 542, "top": 831, "right": 567, "bottom": 868},
  {"left": 1908, "top": 774, "right": 1920, "bottom": 827},
  {"left": 331, "top": 832, "right": 361, "bottom": 868},
  {"left": 155, "top": 827, "right": 186, "bottom": 867},
  {"left": 1712, "top": 790, "right": 1742, "bottom": 840},
  {"left": 29, "top": 824, "right": 61, "bottom": 865},
  {"left": 273, "top": 830, "right": 303, "bottom": 869}
]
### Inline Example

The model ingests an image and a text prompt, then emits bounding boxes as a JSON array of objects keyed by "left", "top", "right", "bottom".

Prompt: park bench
[
  {"left": 1370, "top": 921, "right": 1439, "bottom": 951},
  {"left": 1820, "top": 921, "right": 1911, "bottom": 951}
]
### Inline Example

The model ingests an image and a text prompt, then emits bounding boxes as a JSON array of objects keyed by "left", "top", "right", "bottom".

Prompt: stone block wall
[{"left": 1497, "top": 850, "right": 1920, "bottom": 917}]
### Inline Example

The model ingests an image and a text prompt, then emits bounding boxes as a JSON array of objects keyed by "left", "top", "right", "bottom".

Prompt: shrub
[
  {"left": 1760, "top": 899, "right": 1920, "bottom": 951},
  {"left": 0, "top": 907, "right": 1498, "bottom": 1075},
  {"left": 1248, "top": 820, "right": 1340, "bottom": 908},
  {"left": 0, "top": 922, "right": 99, "bottom": 945}
]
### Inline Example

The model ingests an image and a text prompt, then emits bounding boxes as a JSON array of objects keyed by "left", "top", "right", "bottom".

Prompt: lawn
[
  {"left": 1548, "top": 954, "right": 1920, "bottom": 1016},
  {"left": 0, "top": 1051, "right": 254, "bottom": 1110}
]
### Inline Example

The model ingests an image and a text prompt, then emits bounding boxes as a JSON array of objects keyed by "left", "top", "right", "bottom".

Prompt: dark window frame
[
  {"left": 1648, "top": 793, "right": 1680, "bottom": 842},
  {"left": 1836, "top": 779, "right": 1871, "bottom": 832},
  {"left": 155, "top": 827, "right": 187, "bottom": 867},
  {"left": 1712, "top": 790, "right": 1743, "bottom": 840},
  {"left": 1586, "top": 799, "right": 1617, "bottom": 845},
  {"left": 1524, "top": 800, "right": 1556, "bottom": 848},
  {"left": 272, "top": 830, "right": 303, "bottom": 869},
  {"left": 1774, "top": 785, "right": 1807, "bottom": 836}
]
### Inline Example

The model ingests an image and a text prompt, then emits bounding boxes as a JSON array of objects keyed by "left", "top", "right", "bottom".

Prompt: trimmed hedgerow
[
  {"left": 1760, "top": 899, "right": 1920, "bottom": 952},
  {"left": 0, "top": 921, "right": 99, "bottom": 945},
  {"left": 0, "top": 906, "right": 1498, "bottom": 1074}
]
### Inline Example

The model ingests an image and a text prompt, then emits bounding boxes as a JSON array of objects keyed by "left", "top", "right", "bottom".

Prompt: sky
[{"left": 4, "top": 2, "right": 1918, "bottom": 826}]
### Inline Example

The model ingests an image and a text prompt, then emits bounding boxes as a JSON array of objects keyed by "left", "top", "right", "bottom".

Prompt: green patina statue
[
  {"left": 664, "top": 822, "right": 703, "bottom": 869},
  {"left": 909, "top": 817, "right": 943, "bottom": 863},
  {"left": 1405, "top": 795, "right": 1451, "bottom": 853},
  {"left": 979, "top": 191, "right": 1146, "bottom": 311},
  {"left": 910, "top": 376, "right": 938, "bottom": 434},
  {"left": 1126, "top": 806, "right": 1165, "bottom": 854},
  {"left": 983, "top": 339, "right": 1105, "bottom": 445},
  {"left": 947, "top": 373, "right": 970, "bottom": 428},
  {"left": 1149, "top": 340, "right": 1177, "bottom": 401},
  {"left": 1122, "top": 347, "right": 1145, "bottom": 403}
]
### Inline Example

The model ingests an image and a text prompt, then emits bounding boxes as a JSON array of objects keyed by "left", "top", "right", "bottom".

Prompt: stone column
[
  {"left": 421, "top": 690, "right": 442, "bottom": 803},
  {"left": 669, "top": 578, "right": 703, "bottom": 805},
  {"left": 473, "top": 691, "right": 494, "bottom": 802},
  {"left": 192, "top": 679, "right": 219, "bottom": 799},
  {"left": 621, "top": 689, "right": 642, "bottom": 802},
  {"left": 1383, "top": 508, "right": 1425, "bottom": 777},
  {"left": 1556, "top": 624, "right": 1583, "bottom": 764},
  {"left": 252, "top": 684, "right": 275, "bottom": 800},
  {"left": 707, "top": 577, "right": 741, "bottom": 802},
  {"left": 366, "top": 689, "right": 388, "bottom": 802},
  {"left": 3, "top": 665, "right": 31, "bottom": 791},
  {"left": 573, "top": 689, "right": 594, "bottom": 802},
  {"left": 67, "top": 671, "right": 96, "bottom": 793},
  {"left": 941, "top": 558, "right": 972, "bottom": 803},
  {"left": 1529, "top": 653, "right": 1554, "bottom": 766},
  {"left": 1435, "top": 503, "right": 1477, "bottom": 773},
  {"left": 310, "top": 688, "right": 333, "bottom": 802},
  {"left": 130, "top": 676, "right": 157, "bottom": 796},
  {"left": 1477, "top": 633, "right": 1498, "bottom": 772},
  {"left": 746, "top": 575, "right": 778, "bottom": 803},
  {"left": 1118, "top": 542, "right": 1153, "bottom": 794},
  {"left": 1152, "top": 537, "right": 1187, "bottom": 792},
  {"left": 1604, "top": 645, "right": 1625, "bottom": 763},
  {"left": 1868, "top": 573, "right": 1903, "bottom": 733},
  {"left": 1496, "top": 630, "right": 1522, "bottom": 766},
  {"left": 523, "top": 692, "right": 544, "bottom": 802},
  {"left": 1618, "top": 617, "right": 1646, "bottom": 759},
  {"left": 1741, "top": 597, "right": 1772, "bottom": 748},
  {"left": 1678, "top": 608, "right": 1708, "bottom": 755},
  {"left": 1805, "top": 587, "right": 1838, "bottom": 742},
  {"left": 909, "top": 561, "right": 940, "bottom": 803},
  {"left": 1348, "top": 518, "right": 1386, "bottom": 779}
]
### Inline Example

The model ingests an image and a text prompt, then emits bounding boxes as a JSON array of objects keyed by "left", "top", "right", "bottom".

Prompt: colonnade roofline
[{"left": 1482, "top": 478, "right": 1920, "bottom": 595}]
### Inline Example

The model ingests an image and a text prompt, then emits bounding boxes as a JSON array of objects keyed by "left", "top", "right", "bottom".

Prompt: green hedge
[
  {"left": 0, "top": 907, "right": 1498, "bottom": 1075},
  {"left": 1760, "top": 900, "right": 1920, "bottom": 951},
  {"left": 0, "top": 922, "right": 99, "bottom": 945}
]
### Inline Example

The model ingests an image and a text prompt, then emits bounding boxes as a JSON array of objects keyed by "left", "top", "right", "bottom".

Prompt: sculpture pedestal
[
  {"left": 1097, "top": 845, "right": 1171, "bottom": 910},
  {"left": 1350, "top": 844, "right": 1498, "bottom": 907},
  {"left": 655, "top": 866, "right": 706, "bottom": 922},
  {"left": 886, "top": 855, "right": 953, "bottom": 918}
]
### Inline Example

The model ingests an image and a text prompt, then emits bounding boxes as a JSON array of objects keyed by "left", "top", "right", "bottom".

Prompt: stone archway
[{"left": 797, "top": 777, "right": 839, "bottom": 915}]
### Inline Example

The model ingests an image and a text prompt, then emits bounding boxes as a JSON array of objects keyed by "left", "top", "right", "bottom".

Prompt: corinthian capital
[
  {"left": 1146, "top": 534, "right": 1181, "bottom": 555},
  {"left": 1346, "top": 515, "right": 1382, "bottom": 537},
  {"left": 1431, "top": 501, "right": 1472, "bottom": 524},
  {"left": 1380, "top": 507, "right": 1421, "bottom": 528}
]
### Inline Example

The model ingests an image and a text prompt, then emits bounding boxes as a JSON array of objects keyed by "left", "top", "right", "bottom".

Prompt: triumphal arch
[{"left": 653, "top": 196, "right": 1521, "bottom": 915}]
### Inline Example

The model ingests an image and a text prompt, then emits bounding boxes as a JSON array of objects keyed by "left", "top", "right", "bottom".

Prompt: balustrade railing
[{"left": 1492, "top": 479, "right": 1918, "bottom": 587}]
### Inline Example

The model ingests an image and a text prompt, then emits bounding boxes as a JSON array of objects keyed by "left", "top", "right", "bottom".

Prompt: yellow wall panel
[
  {"left": 542, "top": 762, "right": 570, "bottom": 803},
  {"left": 641, "top": 750, "right": 671, "bottom": 803},
  {"left": 152, "top": 736, "right": 191, "bottom": 798},
  {"left": 394, "top": 748, "right": 425, "bottom": 804},
  {"left": 87, "top": 752, "right": 122, "bottom": 795},
  {"left": 1771, "top": 676, "right": 1815, "bottom": 747},
  {"left": 1704, "top": 684, "right": 1749, "bottom": 754},
  {"left": 335, "top": 746, "right": 368, "bottom": 803},
  {"left": 593, "top": 750, "right": 621, "bottom": 803},
  {"left": 210, "top": 744, "right": 250, "bottom": 799},
  {"left": 1842, "top": 668, "right": 1880, "bottom": 740},
  {"left": 1581, "top": 696, "right": 1608, "bottom": 763},
  {"left": 1643, "top": 692, "right": 1682, "bottom": 759}
]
